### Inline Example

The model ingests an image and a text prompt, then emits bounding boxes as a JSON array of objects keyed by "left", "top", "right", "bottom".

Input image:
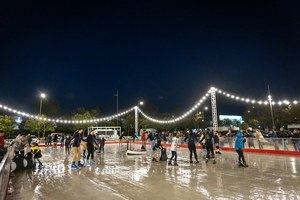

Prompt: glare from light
[{"left": 40, "top": 93, "right": 46, "bottom": 99}]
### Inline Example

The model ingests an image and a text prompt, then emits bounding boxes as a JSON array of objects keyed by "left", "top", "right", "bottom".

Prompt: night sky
[{"left": 0, "top": 1, "right": 300, "bottom": 117}]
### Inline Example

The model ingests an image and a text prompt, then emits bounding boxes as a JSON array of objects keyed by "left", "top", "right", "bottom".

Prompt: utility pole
[{"left": 268, "top": 85, "right": 276, "bottom": 130}]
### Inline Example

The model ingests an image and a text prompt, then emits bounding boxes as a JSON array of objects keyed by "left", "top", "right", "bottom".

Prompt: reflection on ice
[{"left": 9, "top": 144, "right": 300, "bottom": 200}]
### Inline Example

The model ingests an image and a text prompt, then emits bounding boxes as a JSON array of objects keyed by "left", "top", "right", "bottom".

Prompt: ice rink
[{"left": 9, "top": 144, "right": 300, "bottom": 200}]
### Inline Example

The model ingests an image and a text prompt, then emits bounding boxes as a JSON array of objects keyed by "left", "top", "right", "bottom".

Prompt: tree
[
  {"left": 71, "top": 108, "right": 98, "bottom": 133},
  {"left": 244, "top": 104, "right": 300, "bottom": 130},
  {"left": 240, "top": 122, "right": 249, "bottom": 131},
  {"left": 24, "top": 116, "right": 56, "bottom": 138},
  {"left": 0, "top": 115, "right": 15, "bottom": 137}
]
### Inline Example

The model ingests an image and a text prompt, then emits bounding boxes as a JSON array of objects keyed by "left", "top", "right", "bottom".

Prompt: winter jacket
[
  {"left": 71, "top": 132, "right": 81, "bottom": 147},
  {"left": 235, "top": 131, "right": 244, "bottom": 150},
  {"left": 184, "top": 132, "right": 198, "bottom": 145}
]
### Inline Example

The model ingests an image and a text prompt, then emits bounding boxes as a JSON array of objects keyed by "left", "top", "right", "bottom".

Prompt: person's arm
[
  {"left": 93, "top": 136, "right": 99, "bottom": 146},
  {"left": 184, "top": 135, "right": 188, "bottom": 143},
  {"left": 81, "top": 137, "right": 87, "bottom": 142},
  {"left": 199, "top": 135, "right": 205, "bottom": 143}
]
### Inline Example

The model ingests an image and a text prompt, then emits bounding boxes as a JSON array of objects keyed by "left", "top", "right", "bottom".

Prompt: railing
[
  {"left": 0, "top": 146, "right": 15, "bottom": 200},
  {"left": 218, "top": 137, "right": 300, "bottom": 152}
]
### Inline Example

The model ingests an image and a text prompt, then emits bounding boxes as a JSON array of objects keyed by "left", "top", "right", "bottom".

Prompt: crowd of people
[
  {"left": 138, "top": 129, "right": 248, "bottom": 167},
  {"left": 0, "top": 127, "right": 299, "bottom": 171}
]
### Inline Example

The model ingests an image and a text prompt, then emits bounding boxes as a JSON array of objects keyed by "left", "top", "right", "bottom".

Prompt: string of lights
[
  {"left": 213, "top": 87, "right": 298, "bottom": 105},
  {"left": 137, "top": 92, "right": 210, "bottom": 124},
  {"left": 0, "top": 86, "right": 298, "bottom": 124},
  {"left": 0, "top": 103, "right": 135, "bottom": 124},
  {"left": 137, "top": 87, "right": 298, "bottom": 124}
]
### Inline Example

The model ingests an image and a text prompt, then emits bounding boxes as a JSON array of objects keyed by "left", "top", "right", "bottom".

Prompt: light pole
[
  {"left": 39, "top": 93, "right": 46, "bottom": 139},
  {"left": 203, "top": 106, "right": 209, "bottom": 125},
  {"left": 39, "top": 93, "right": 46, "bottom": 115},
  {"left": 114, "top": 90, "right": 119, "bottom": 127},
  {"left": 139, "top": 101, "right": 144, "bottom": 106}
]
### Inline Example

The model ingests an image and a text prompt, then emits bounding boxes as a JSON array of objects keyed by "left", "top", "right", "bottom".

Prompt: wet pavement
[{"left": 9, "top": 144, "right": 300, "bottom": 200}]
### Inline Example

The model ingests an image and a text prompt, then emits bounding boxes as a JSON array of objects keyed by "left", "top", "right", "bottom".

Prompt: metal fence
[
  {"left": 219, "top": 137, "right": 300, "bottom": 152},
  {"left": 0, "top": 146, "right": 14, "bottom": 200},
  {"left": 162, "top": 136, "right": 300, "bottom": 152}
]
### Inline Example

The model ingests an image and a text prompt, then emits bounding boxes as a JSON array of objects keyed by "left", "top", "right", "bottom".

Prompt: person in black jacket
[
  {"left": 64, "top": 134, "right": 72, "bottom": 154},
  {"left": 214, "top": 132, "right": 222, "bottom": 154},
  {"left": 184, "top": 130, "right": 199, "bottom": 163},
  {"left": 70, "top": 129, "right": 84, "bottom": 169},
  {"left": 200, "top": 130, "right": 216, "bottom": 164},
  {"left": 86, "top": 131, "right": 98, "bottom": 163},
  {"left": 53, "top": 134, "right": 58, "bottom": 148}
]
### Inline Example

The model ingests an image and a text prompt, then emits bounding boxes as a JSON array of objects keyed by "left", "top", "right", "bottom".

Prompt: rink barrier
[
  {"left": 38, "top": 140, "right": 300, "bottom": 157},
  {"left": 0, "top": 146, "right": 14, "bottom": 200}
]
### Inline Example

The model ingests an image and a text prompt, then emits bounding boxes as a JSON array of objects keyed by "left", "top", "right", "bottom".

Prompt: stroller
[{"left": 11, "top": 152, "right": 35, "bottom": 172}]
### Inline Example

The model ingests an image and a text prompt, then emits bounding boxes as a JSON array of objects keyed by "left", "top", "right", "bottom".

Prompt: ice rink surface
[{"left": 10, "top": 144, "right": 300, "bottom": 200}]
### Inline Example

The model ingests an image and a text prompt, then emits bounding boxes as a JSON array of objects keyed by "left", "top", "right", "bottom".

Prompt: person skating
[
  {"left": 98, "top": 137, "right": 106, "bottom": 153},
  {"left": 64, "top": 134, "right": 72, "bottom": 154},
  {"left": 70, "top": 129, "right": 84, "bottom": 169},
  {"left": 31, "top": 142, "right": 43, "bottom": 167},
  {"left": 146, "top": 131, "right": 156, "bottom": 149},
  {"left": 235, "top": 130, "right": 248, "bottom": 167},
  {"left": 214, "top": 132, "right": 222, "bottom": 154},
  {"left": 200, "top": 130, "right": 216, "bottom": 164},
  {"left": 47, "top": 134, "right": 52, "bottom": 147},
  {"left": 141, "top": 130, "right": 147, "bottom": 151},
  {"left": 86, "top": 131, "right": 98, "bottom": 164},
  {"left": 53, "top": 134, "right": 58, "bottom": 148},
  {"left": 184, "top": 130, "right": 199, "bottom": 163},
  {"left": 60, "top": 134, "right": 65, "bottom": 148},
  {"left": 168, "top": 132, "right": 180, "bottom": 166}
]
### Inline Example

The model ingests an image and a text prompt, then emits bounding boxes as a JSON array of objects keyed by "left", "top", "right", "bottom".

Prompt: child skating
[{"left": 168, "top": 132, "right": 180, "bottom": 166}]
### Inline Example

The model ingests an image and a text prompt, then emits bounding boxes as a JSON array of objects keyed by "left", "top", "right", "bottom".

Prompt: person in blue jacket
[{"left": 235, "top": 131, "right": 248, "bottom": 167}]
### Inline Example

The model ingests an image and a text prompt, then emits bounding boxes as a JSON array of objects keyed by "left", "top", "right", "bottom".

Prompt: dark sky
[{"left": 0, "top": 1, "right": 300, "bottom": 117}]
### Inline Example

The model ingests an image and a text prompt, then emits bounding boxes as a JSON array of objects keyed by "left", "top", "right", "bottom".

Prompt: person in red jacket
[{"left": 141, "top": 130, "right": 147, "bottom": 150}]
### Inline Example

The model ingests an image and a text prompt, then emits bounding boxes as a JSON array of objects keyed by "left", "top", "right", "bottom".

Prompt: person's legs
[
  {"left": 77, "top": 147, "right": 81, "bottom": 161},
  {"left": 188, "top": 145, "right": 193, "bottom": 162},
  {"left": 205, "top": 145, "right": 211, "bottom": 163},
  {"left": 174, "top": 151, "right": 177, "bottom": 162},
  {"left": 236, "top": 149, "right": 247, "bottom": 167},
  {"left": 209, "top": 146, "right": 216, "bottom": 164},
  {"left": 206, "top": 145, "right": 211, "bottom": 158},
  {"left": 173, "top": 151, "right": 178, "bottom": 166},
  {"left": 71, "top": 147, "right": 78, "bottom": 167},
  {"left": 87, "top": 150, "right": 91, "bottom": 160},
  {"left": 91, "top": 147, "right": 94, "bottom": 160},
  {"left": 192, "top": 145, "right": 198, "bottom": 162},
  {"left": 236, "top": 150, "right": 242, "bottom": 163},
  {"left": 37, "top": 158, "right": 42, "bottom": 166},
  {"left": 210, "top": 147, "right": 215, "bottom": 159},
  {"left": 169, "top": 151, "right": 175, "bottom": 164}
]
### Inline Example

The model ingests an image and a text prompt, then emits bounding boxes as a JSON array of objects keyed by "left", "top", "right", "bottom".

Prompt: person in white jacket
[
  {"left": 168, "top": 132, "right": 180, "bottom": 166},
  {"left": 254, "top": 129, "right": 264, "bottom": 149}
]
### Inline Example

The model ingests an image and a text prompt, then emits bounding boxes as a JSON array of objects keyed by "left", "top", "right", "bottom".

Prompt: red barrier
[
  {"left": 38, "top": 141, "right": 300, "bottom": 157},
  {"left": 221, "top": 147, "right": 300, "bottom": 157}
]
